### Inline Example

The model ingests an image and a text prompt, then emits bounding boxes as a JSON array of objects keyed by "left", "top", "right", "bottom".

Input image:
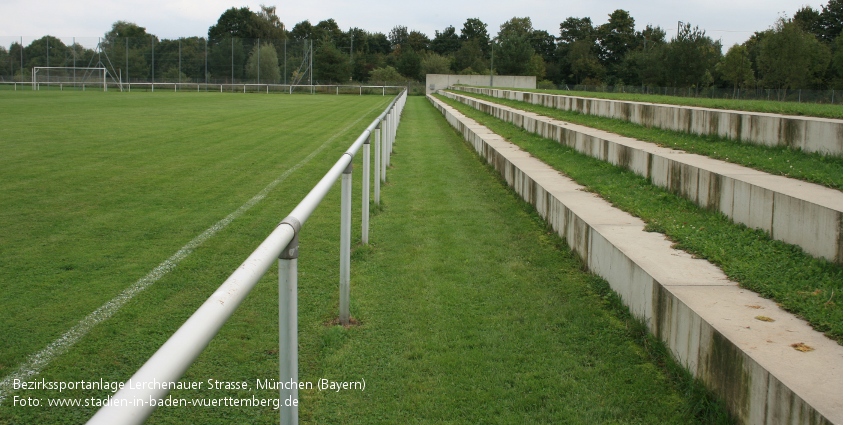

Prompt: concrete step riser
[
  {"left": 442, "top": 91, "right": 843, "bottom": 263},
  {"left": 429, "top": 95, "right": 842, "bottom": 425},
  {"left": 455, "top": 86, "right": 844, "bottom": 157}
]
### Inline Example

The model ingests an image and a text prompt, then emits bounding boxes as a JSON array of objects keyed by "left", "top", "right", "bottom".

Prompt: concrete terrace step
[
  {"left": 440, "top": 90, "right": 843, "bottom": 263},
  {"left": 428, "top": 94, "right": 843, "bottom": 425},
  {"left": 453, "top": 86, "right": 844, "bottom": 156}
]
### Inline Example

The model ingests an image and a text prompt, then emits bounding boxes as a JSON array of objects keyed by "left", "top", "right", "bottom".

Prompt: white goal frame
[{"left": 31, "top": 66, "right": 108, "bottom": 91}]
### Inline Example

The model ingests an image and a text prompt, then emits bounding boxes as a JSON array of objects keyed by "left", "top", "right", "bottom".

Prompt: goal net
[{"left": 31, "top": 67, "right": 110, "bottom": 91}]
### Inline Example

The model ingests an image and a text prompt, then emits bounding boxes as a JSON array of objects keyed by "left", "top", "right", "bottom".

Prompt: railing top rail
[{"left": 86, "top": 88, "right": 406, "bottom": 425}]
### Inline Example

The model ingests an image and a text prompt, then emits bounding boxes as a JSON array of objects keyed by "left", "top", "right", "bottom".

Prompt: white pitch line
[{"left": 0, "top": 104, "right": 381, "bottom": 405}]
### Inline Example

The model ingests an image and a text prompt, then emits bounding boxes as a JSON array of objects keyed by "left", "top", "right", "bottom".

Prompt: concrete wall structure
[
  {"left": 425, "top": 74, "right": 535, "bottom": 95},
  {"left": 428, "top": 94, "right": 843, "bottom": 425},
  {"left": 441, "top": 90, "right": 843, "bottom": 263},
  {"left": 453, "top": 86, "right": 844, "bottom": 156}
]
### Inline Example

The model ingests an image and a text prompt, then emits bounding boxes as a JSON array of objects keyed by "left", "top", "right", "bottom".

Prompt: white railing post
[
  {"left": 362, "top": 135, "right": 371, "bottom": 244},
  {"left": 380, "top": 119, "right": 387, "bottom": 183},
  {"left": 374, "top": 124, "right": 381, "bottom": 205},
  {"left": 387, "top": 111, "right": 393, "bottom": 167},
  {"left": 387, "top": 110, "right": 397, "bottom": 166},
  {"left": 278, "top": 218, "right": 300, "bottom": 425},
  {"left": 339, "top": 162, "right": 353, "bottom": 325}
]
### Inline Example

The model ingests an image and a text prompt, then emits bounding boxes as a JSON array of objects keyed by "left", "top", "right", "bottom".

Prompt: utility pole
[{"left": 489, "top": 39, "right": 494, "bottom": 87}]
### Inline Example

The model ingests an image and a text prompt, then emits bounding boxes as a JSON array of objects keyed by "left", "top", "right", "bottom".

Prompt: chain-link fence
[
  {"left": 554, "top": 83, "right": 843, "bottom": 104},
  {"left": 0, "top": 36, "right": 314, "bottom": 85},
  {"left": 0, "top": 36, "right": 430, "bottom": 95}
]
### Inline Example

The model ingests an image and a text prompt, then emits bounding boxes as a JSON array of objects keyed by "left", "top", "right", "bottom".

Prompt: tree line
[{"left": 1, "top": 2, "right": 841, "bottom": 92}]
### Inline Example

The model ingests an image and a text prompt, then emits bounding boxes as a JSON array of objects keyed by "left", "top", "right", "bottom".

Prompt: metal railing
[
  {"left": 85, "top": 89, "right": 407, "bottom": 425},
  {"left": 0, "top": 81, "right": 407, "bottom": 95}
]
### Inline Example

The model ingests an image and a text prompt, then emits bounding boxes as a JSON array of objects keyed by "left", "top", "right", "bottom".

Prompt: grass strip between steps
[
  {"left": 451, "top": 90, "right": 843, "bottom": 190},
  {"left": 494, "top": 86, "right": 844, "bottom": 119},
  {"left": 435, "top": 93, "right": 843, "bottom": 344}
]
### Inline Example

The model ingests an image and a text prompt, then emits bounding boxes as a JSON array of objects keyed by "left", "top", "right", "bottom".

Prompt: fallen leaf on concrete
[
  {"left": 791, "top": 343, "right": 814, "bottom": 352},
  {"left": 755, "top": 316, "right": 775, "bottom": 322}
]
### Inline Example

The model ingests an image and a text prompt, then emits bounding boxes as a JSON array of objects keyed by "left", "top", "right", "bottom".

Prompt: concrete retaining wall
[
  {"left": 428, "top": 94, "right": 843, "bottom": 425},
  {"left": 441, "top": 90, "right": 843, "bottom": 263},
  {"left": 452, "top": 86, "right": 844, "bottom": 156},
  {"left": 425, "top": 74, "right": 535, "bottom": 95}
]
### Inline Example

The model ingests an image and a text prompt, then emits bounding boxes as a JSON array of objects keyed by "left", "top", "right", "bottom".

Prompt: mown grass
[
  {"left": 450, "top": 90, "right": 843, "bottom": 189},
  {"left": 0, "top": 90, "right": 390, "bottom": 424},
  {"left": 436, "top": 93, "right": 843, "bottom": 343},
  {"left": 0, "top": 93, "right": 732, "bottom": 424},
  {"left": 298, "top": 97, "right": 732, "bottom": 424},
  {"left": 494, "top": 86, "right": 844, "bottom": 119}
]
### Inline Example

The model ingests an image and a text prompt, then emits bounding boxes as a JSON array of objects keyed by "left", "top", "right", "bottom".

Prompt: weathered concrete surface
[
  {"left": 452, "top": 86, "right": 844, "bottom": 157},
  {"left": 441, "top": 90, "right": 843, "bottom": 263},
  {"left": 424, "top": 74, "right": 536, "bottom": 95},
  {"left": 428, "top": 94, "right": 843, "bottom": 425}
]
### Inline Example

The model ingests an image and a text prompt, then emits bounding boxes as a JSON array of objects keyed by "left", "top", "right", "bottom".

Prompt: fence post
[
  {"left": 374, "top": 125, "right": 381, "bottom": 205},
  {"left": 381, "top": 118, "right": 388, "bottom": 182},
  {"left": 339, "top": 161, "right": 353, "bottom": 325},
  {"left": 278, "top": 218, "right": 301, "bottom": 425},
  {"left": 362, "top": 134, "right": 371, "bottom": 244},
  {"left": 387, "top": 110, "right": 394, "bottom": 167}
]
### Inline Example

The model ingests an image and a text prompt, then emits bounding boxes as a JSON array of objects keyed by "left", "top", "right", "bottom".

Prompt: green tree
[
  {"left": 104, "top": 21, "right": 150, "bottom": 48},
  {"left": 793, "top": 6, "right": 823, "bottom": 36},
  {"left": 314, "top": 40, "right": 350, "bottom": 83},
  {"left": 24, "top": 36, "right": 70, "bottom": 69},
  {"left": 831, "top": 33, "right": 843, "bottom": 89},
  {"left": 597, "top": 10, "right": 637, "bottom": 82},
  {"left": 254, "top": 5, "right": 286, "bottom": 41},
  {"left": 246, "top": 42, "right": 281, "bottom": 83},
  {"left": 819, "top": 0, "right": 843, "bottom": 44},
  {"left": 396, "top": 48, "right": 422, "bottom": 80},
  {"left": 208, "top": 37, "right": 245, "bottom": 82},
  {"left": 666, "top": 23, "right": 721, "bottom": 89},
  {"left": 567, "top": 38, "right": 605, "bottom": 83},
  {"left": 718, "top": 44, "right": 755, "bottom": 95},
  {"left": 102, "top": 21, "right": 152, "bottom": 81},
  {"left": 389, "top": 26, "right": 409, "bottom": 50},
  {"left": 432, "top": 25, "right": 461, "bottom": 55},
  {"left": 208, "top": 7, "right": 260, "bottom": 43},
  {"left": 368, "top": 65, "right": 404, "bottom": 84},
  {"left": 461, "top": 18, "right": 490, "bottom": 47},
  {"left": 558, "top": 17, "right": 594, "bottom": 44},
  {"left": 420, "top": 52, "right": 451, "bottom": 75},
  {"left": 0, "top": 46, "right": 9, "bottom": 79},
  {"left": 407, "top": 31, "right": 431, "bottom": 52},
  {"left": 757, "top": 17, "right": 830, "bottom": 91},
  {"left": 557, "top": 17, "right": 600, "bottom": 84},
  {"left": 365, "top": 32, "right": 391, "bottom": 55},
  {"left": 452, "top": 37, "right": 487, "bottom": 74},
  {"left": 315, "top": 19, "right": 345, "bottom": 48},
  {"left": 289, "top": 20, "right": 314, "bottom": 41},
  {"left": 496, "top": 17, "right": 535, "bottom": 75},
  {"left": 626, "top": 42, "right": 668, "bottom": 86}
]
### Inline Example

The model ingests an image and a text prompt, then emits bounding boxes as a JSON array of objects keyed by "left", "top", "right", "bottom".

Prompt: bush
[{"left": 537, "top": 79, "right": 556, "bottom": 90}]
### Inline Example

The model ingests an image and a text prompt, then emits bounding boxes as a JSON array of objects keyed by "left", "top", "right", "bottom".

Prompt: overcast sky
[{"left": 0, "top": 0, "right": 824, "bottom": 50}]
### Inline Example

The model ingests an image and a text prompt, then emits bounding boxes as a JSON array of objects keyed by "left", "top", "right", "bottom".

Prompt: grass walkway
[{"left": 299, "top": 97, "right": 731, "bottom": 423}]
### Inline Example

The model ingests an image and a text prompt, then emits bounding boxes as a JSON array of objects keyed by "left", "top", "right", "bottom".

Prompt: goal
[{"left": 31, "top": 67, "right": 110, "bottom": 91}]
